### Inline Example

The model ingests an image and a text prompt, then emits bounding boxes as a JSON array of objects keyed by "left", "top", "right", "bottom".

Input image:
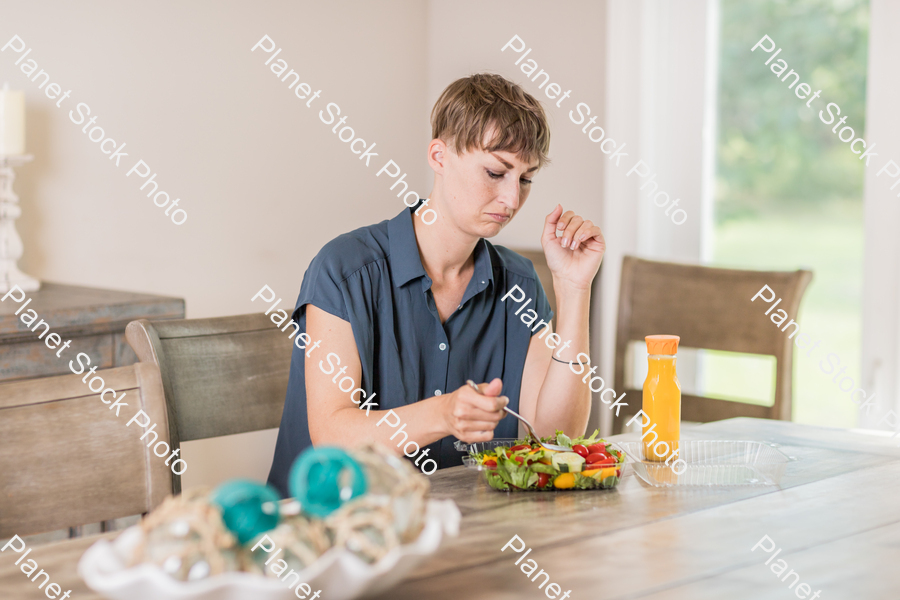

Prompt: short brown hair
[{"left": 431, "top": 73, "right": 551, "bottom": 170}]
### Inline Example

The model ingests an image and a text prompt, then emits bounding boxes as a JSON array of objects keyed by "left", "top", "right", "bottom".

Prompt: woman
[{"left": 268, "top": 73, "right": 605, "bottom": 497}]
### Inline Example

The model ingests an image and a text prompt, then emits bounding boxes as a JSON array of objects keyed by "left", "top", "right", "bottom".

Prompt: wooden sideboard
[{"left": 0, "top": 282, "right": 184, "bottom": 383}]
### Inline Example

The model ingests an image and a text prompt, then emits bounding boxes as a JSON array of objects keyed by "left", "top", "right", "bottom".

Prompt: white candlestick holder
[{"left": 0, "top": 154, "right": 39, "bottom": 293}]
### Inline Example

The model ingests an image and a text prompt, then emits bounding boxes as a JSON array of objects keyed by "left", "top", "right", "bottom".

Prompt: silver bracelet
[{"left": 551, "top": 355, "right": 587, "bottom": 367}]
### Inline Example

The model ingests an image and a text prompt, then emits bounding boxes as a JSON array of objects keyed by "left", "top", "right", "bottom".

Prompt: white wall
[
  {"left": 600, "top": 0, "right": 715, "bottom": 432},
  {"left": 426, "top": 0, "right": 608, "bottom": 430},
  {"left": 1, "top": 0, "right": 428, "bottom": 489},
  {"left": 426, "top": 1, "right": 606, "bottom": 252},
  {"left": 861, "top": 0, "right": 900, "bottom": 428},
  {"left": 4, "top": 0, "right": 610, "bottom": 488},
  {"left": 4, "top": 0, "right": 428, "bottom": 318},
  {"left": 600, "top": 0, "right": 642, "bottom": 434}
]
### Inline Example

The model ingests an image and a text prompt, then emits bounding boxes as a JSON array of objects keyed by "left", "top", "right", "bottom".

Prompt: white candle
[{"left": 0, "top": 84, "right": 25, "bottom": 156}]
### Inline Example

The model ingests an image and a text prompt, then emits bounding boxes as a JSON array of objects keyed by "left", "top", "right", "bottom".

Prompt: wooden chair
[
  {"left": 125, "top": 314, "right": 293, "bottom": 493},
  {"left": 612, "top": 255, "right": 813, "bottom": 433},
  {"left": 0, "top": 363, "right": 172, "bottom": 538}
]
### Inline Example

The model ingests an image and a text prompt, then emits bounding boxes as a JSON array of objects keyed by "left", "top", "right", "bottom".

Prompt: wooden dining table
[{"left": 3, "top": 417, "right": 899, "bottom": 599}]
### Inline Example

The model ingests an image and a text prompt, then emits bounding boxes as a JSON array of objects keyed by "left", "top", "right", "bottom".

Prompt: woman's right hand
[{"left": 441, "top": 378, "right": 508, "bottom": 443}]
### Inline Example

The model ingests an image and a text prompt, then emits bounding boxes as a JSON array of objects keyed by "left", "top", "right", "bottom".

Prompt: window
[{"left": 708, "top": 0, "right": 870, "bottom": 426}]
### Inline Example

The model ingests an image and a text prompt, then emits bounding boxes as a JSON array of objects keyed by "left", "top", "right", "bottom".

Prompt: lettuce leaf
[
  {"left": 486, "top": 472, "right": 509, "bottom": 490},
  {"left": 555, "top": 431, "right": 573, "bottom": 449},
  {"left": 573, "top": 474, "right": 598, "bottom": 489},
  {"left": 577, "top": 428, "right": 602, "bottom": 446},
  {"left": 514, "top": 461, "right": 538, "bottom": 488},
  {"left": 495, "top": 460, "right": 515, "bottom": 486}
]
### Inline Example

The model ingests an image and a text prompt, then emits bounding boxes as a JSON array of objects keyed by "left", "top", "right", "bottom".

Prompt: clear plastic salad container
[
  {"left": 613, "top": 440, "right": 794, "bottom": 487},
  {"left": 456, "top": 439, "right": 628, "bottom": 492}
]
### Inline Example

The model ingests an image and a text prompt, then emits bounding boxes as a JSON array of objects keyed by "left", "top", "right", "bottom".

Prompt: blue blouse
[{"left": 267, "top": 202, "right": 553, "bottom": 497}]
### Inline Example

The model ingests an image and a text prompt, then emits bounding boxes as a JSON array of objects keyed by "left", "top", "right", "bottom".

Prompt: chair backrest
[
  {"left": 0, "top": 363, "right": 172, "bottom": 537},
  {"left": 125, "top": 313, "right": 293, "bottom": 492},
  {"left": 612, "top": 255, "right": 813, "bottom": 433}
]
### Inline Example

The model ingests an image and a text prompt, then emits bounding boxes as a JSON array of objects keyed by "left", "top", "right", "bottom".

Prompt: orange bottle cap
[{"left": 646, "top": 335, "right": 680, "bottom": 355}]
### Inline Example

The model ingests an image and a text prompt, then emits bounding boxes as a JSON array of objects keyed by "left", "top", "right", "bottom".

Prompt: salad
[{"left": 468, "top": 429, "right": 625, "bottom": 491}]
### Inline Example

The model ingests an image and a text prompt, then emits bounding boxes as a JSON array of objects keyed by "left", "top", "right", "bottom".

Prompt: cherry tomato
[
  {"left": 585, "top": 453, "right": 605, "bottom": 464},
  {"left": 616, "top": 469, "right": 621, "bottom": 477},
  {"left": 537, "top": 473, "right": 551, "bottom": 488},
  {"left": 483, "top": 458, "right": 497, "bottom": 467},
  {"left": 587, "top": 444, "right": 608, "bottom": 455},
  {"left": 510, "top": 444, "right": 531, "bottom": 452},
  {"left": 513, "top": 456, "right": 524, "bottom": 464},
  {"left": 573, "top": 445, "right": 589, "bottom": 458},
  {"left": 598, "top": 456, "right": 616, "bottom": 466}
]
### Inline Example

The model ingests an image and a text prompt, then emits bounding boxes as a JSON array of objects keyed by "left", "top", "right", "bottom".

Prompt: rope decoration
[
  {"left": 130, "top": 488, "right": 251, "bottom": 580},
  {"left": 127, "top": 443, "right": 430, "bottom": 580}
]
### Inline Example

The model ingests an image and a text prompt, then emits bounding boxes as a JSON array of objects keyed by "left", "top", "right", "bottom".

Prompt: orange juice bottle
[{"left": 642, "top": 335, "right": 681, "bottom": 462}]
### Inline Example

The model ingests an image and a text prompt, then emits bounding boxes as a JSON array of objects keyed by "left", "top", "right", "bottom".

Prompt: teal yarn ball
[
  {"left": 210, "top": 479, "right": 281, "bottom": 545},
  {"left": 289, "top": 446, "right": 367, "bottom": 518}
]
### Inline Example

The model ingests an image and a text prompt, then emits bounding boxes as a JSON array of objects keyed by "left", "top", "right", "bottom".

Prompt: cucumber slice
[{"left": 551, "top": 452, "right": 585, "bottom": 473}]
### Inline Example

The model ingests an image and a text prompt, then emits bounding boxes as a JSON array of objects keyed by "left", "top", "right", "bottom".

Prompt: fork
[{"left": 465, "top": 380, "right": 569, "bottom": 452}]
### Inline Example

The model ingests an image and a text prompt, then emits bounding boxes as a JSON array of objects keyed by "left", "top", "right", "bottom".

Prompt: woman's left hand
[{"left": 541, "top": 204, "right": 606, "bottom": 291}]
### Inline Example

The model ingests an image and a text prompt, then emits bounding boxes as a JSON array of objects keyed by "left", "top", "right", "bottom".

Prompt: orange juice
[{"left": 642, "top": 335, "right": 681, "bottom": 462}]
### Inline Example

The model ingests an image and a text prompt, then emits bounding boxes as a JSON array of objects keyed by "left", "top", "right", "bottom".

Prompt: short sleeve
[
  {"left": 292, "top": 240, "right": 352, "bottom": 323},
  {"left": 529, "top": 264, "right": 554, "bottom": 336}
]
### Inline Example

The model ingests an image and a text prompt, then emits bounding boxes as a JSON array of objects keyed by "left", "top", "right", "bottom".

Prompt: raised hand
[{"left": 541, "top": 204, "right": 606, "bottom": 291}]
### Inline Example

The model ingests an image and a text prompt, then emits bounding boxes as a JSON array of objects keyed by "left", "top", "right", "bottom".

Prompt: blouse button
[
  {"left": 434, "top": 390, "right": 442, "bottom": 396},
  {"left": 439, "top": 343, "right": 447, "bottom": 351}
]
